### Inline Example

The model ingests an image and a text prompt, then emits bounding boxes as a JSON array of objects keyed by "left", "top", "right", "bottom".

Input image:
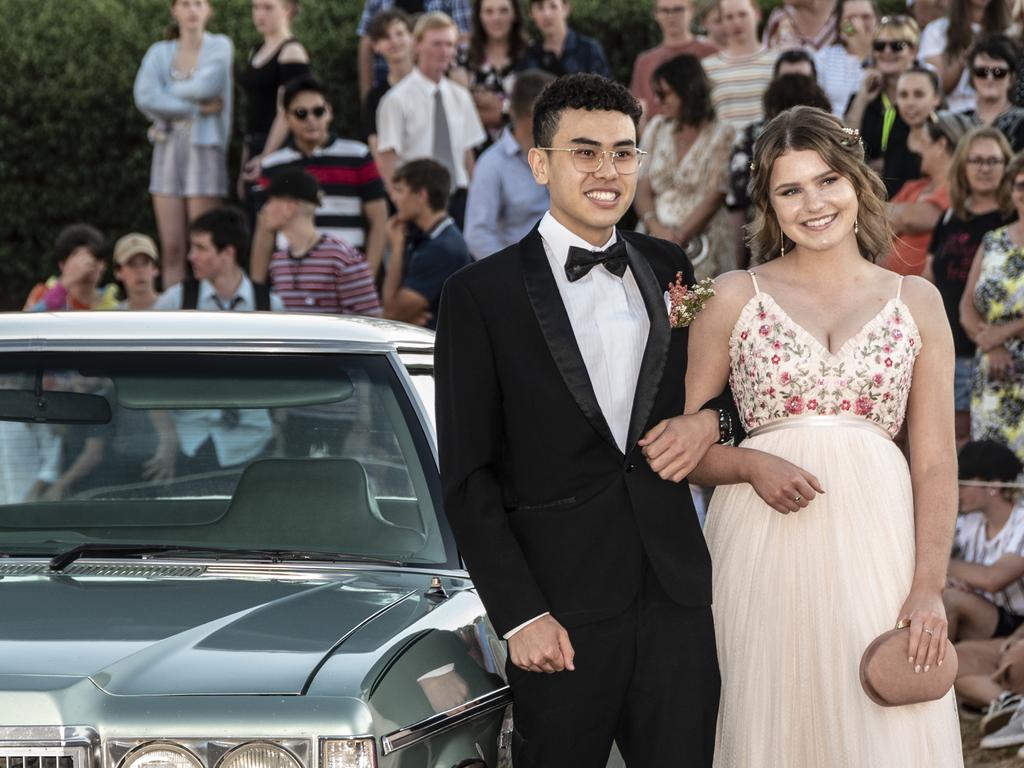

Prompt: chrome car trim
[
  {"left": 0, "top": 558, "right": 470, "bottom": 580},
  {"left": 0, "top": 727, "right": 98, "bottom": 768},
  {"left": 380, "top": 687, "right": 513, "bottom": 756}
]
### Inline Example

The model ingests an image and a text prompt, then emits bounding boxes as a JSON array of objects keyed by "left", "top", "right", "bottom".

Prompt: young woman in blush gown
[{"left": 641, "top": 105, "right": 964, "bottom": 766}]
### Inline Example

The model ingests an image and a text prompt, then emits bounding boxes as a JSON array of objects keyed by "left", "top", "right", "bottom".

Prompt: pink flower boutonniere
[{"left": 667, "top": 272, "right": 715, "bottom": 329}]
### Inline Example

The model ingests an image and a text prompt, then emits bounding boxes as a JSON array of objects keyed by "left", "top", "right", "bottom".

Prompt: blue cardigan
[{"left": 133, "top": 33, "right": 233, "bottom": 150}]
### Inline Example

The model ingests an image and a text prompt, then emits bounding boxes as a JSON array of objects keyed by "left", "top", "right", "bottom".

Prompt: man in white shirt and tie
[
  {"left": 435, "top": 73, "right": 735, "bottom": 767},
  {"left": 375, "top": 11, "right": 486, "bottom": 229}
]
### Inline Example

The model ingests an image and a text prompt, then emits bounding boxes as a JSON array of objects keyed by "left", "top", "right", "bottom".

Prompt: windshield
[{"left": 0, "top": 351, "right": 454, "bottom": 567}]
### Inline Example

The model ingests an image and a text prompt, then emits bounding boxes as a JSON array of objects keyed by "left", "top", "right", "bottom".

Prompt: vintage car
[{"left": 0, "top": 311, "right": 510, "bottom": 768}]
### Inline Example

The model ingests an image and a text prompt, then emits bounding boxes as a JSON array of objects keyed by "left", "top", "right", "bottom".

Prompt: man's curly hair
[{"left": 532, "top": 74, "right": 642, "bottom": 147}]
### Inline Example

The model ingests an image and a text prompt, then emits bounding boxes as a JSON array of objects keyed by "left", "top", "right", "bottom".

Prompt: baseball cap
[
  {"left": 265, "top": 168, "right": 322, "bottom": 205},
  {"left": 113, "top": 233, "right": 159, "bottom": 266}
]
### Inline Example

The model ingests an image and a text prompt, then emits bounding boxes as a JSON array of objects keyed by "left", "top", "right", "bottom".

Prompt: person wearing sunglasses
[
  {"left": 961, "top": 146, "right": 1024, "bottom": 465},
  {"left": 845, "top": 14, "right": 922, "bottom": 197},
  {"left": 962, "top": 35, "right": 1024, "bottom": 153},
  {"left": 925, "top": 125, "right": 1013, "bottom": 445},
  {"left": 250, "top": 75, "right": 389, "bottom": 283},
  {"left": 633, "top": 53, "right": 736, "bottom": 280},
  {"left": 921, "top": 0, "right": 1011, "bottom": 113}
]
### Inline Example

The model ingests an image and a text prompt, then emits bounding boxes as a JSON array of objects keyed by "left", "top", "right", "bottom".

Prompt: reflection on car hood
[{"left": 0, "top": 571, "right": 417, "bottom": 695}]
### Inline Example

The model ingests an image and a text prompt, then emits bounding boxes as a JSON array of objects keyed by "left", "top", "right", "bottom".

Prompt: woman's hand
[
  {"left": 858, "top": 68, "right": 884, "bottom": 101},
  {"left": 897, "top": 589, "right": 948, "bottom": 673},
  {"left": 199, "top": 97, "right": 223, "bottom": 116},
  {"left": 975, "top": 322, "right": 1008, "bottom": 352},
  {"left": 742, "top": 451, "right": 824, "bottom": 514},
  {"left": 242, "top": 155, "right": 264, "bottom": 183},
  {"left": 646, "top": 221, "right": 676, "bottom": 241},
  {"left": 986, "top": 346, "right": 1014, "bottom": 381}
]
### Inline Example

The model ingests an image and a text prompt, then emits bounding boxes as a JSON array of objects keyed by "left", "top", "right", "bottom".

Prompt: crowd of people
[{"left": 20, "top": 0, "right": 1024, "bottom": 753}]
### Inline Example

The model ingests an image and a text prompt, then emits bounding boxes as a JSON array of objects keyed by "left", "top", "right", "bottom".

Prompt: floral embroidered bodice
[{"left": 728, "top": 274, "right": 921, "bottom": 437}]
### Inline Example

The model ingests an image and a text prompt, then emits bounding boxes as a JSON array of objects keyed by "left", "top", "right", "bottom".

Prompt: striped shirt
[
  {"left": 954, "top": 503, "right": 1024, "bottom": 616},
  {"left": 257, "top": 134, "right": 386, "bottom": 250},
  {"left": 268, "top": 235, "right": 382, "bottom": 316},
  {"left": 703, "top": 48, "right": 777, "bottom": 130}
]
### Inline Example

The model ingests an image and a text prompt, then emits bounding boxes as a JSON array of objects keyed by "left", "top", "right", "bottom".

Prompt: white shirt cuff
[{"left": 503, "top": 612, "right": 550, "bottom": 640}]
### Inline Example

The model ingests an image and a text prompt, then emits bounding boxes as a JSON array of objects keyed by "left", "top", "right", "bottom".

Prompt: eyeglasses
[
  {"left": 972, "top": 66, "right": 1010, "bottom": 80},
  {"left": 872, "top": 39, "right": 910, "bottom": 52},
  {"left": 291, "top": 105, "right": 328, "bottom": 120},
  {"left": 966, "top": 156, "right": 1006, "bottom": 168},
  {"left": 656, "top": 4, "right": 690, "bottom": 14},
  {"left": 536, "top": 146, "right": 648, "bottom": 174}
]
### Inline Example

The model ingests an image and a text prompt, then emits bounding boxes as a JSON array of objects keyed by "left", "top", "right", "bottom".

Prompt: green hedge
[{"left": 0, "top": 0, "right": 902, "bottom": 310}]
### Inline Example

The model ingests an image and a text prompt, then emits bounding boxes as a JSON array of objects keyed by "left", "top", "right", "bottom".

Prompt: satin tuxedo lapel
[
  {"left": 624, "top": 237, "right": 671, "bottom": 451},
  {"left": 520, "top": 228, "right": 620, "bottom": 453}
]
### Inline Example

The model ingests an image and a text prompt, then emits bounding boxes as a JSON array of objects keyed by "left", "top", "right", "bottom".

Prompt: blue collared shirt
[
  {"left": 464, "top": 127, "right": 549, "bottom": 259},
  {"left": 519, "top": 28, "right": 611, "bottom": 79}
]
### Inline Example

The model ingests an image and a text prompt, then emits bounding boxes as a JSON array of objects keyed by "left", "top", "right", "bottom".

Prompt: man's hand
[
  {"left": 255, "top": 202, "right": 287, "bottom": 235},
  {"left": 639, "top": 411, "right": 718, "bottom": 482},
  {"left": 143, "top": 435, "right": 178, "bottom": 483},
  {"left": 744, "top": 451, "right": 824, "bottom": 514},
  {"left": 508, "top": 615, "right": 576, "bottom": 674}
]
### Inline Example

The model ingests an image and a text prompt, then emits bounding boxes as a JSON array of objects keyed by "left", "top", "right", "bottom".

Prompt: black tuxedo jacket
[{"left": 435, "top": 225, "right": 718, "bottom": 637}]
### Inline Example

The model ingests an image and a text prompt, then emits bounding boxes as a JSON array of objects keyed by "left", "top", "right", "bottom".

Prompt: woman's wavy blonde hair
[{"left": 748, "top": 106, "right": 892, "bottom": 264}]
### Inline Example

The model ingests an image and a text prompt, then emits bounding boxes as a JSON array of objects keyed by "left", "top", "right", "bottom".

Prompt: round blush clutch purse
[{"left": 859, "top": 625, "right": 958, "bottom": 707}]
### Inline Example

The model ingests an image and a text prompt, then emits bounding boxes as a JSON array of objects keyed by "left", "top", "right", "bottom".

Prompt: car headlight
[
  {"left": 121, "top": 743, "right": 203, "bottom": 768},
  {"left": 218, "top": 743, "right": 303, "bottom": 768},
  {"left": 320, "top": 739, "right": 376, "bottom": 768}
]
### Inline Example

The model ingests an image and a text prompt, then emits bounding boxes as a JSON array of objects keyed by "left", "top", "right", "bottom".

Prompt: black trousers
[{"left": 506, "top": 564, "right": 720, "bottom": 767}]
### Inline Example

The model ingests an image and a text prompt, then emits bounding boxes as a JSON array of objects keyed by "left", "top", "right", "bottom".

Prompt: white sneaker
[
  {"left": 982, "top": 692, "right": 1024, "bottom": 736},
  {"left": 982, "top": 701, "right": 1024, "bottom": 748}
]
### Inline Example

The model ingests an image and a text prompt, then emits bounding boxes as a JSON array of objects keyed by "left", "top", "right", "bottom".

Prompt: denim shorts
[{"left": 954, "top": 355, "right": 975, "bottom": 412}]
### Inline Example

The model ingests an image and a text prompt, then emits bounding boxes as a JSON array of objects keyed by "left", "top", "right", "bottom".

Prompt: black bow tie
[{"left": 564, "top": 241, "right": 628, "bottom": 283}]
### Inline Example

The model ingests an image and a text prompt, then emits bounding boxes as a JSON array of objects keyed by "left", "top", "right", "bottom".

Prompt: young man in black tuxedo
[{"left": 435, "top": 74, "right": 731, "bottom": 767}]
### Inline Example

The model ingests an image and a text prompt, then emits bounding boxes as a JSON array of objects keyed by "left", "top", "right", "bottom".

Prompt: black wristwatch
[{"left": 714, "top": 407, "right": 734, "bottom": 445}]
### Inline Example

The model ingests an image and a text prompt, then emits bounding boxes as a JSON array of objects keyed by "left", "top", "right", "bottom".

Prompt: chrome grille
[
  {"left": 0, "top": 727, "right": 96, "bottom": 768},
  {"left": 0, "top": 752, "right": 76, "bottom": 768}
]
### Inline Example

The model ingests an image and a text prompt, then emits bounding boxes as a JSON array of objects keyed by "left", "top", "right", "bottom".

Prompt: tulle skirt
[{"left": 705, "top": 417, "right": 963, "bottom": 768}]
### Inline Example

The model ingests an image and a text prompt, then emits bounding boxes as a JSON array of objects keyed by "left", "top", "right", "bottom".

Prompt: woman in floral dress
[
  {"left": 961, "top": 152, "right": 1024, "bottom": 461},
  {"left": 633, "top": 54, "right": 735, "bottom": 280},
  {"left": 641, "top": 106, "right": 963, "bottom": 766}
]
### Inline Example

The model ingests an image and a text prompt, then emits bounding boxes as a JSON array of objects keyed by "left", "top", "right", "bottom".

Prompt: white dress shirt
[
  {"left": 376, "top": 69, "right": 487, "bottom": 190},
  {"left": 505, "top": 212, "right": 651, "bottom": 639}
]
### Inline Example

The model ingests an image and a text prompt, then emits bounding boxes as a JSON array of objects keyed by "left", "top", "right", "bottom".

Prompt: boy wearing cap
[
  {"left": 114, "top": 233, "right": 162, "bottom": 311},
  {"left": 259, "top": 168, "right": 382, "bottom": 316}
]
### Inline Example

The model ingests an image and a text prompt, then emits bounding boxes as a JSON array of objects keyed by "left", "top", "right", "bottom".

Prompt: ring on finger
[
  {"left": 793, "top": 494, "right": 802, "bottom": 502},
  {"left": 923, "top": 627, "right": 934, "bottom": 637}
]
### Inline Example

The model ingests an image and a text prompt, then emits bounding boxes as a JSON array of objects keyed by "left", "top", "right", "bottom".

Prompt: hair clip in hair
[{"left": 839, "top": 126, "right": 861, "bottom": 147}]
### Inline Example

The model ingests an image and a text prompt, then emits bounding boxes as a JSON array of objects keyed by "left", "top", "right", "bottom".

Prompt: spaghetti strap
[
  {"left": 748, "top": 270, "right": 761, "bottom": 295},
  {"left": 896, "top": 276, "right": 904, "bottom": 300}
]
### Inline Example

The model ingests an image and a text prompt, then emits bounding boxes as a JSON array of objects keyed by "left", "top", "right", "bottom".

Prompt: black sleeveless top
[{"left": 239, "top": 38, "right": 310, "bottom": 149}]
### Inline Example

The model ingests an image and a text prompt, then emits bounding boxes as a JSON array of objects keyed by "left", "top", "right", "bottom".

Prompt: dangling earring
[
  {"left": 854, "top": 219, "right": 860, "bottom": 236},
  {"left": 780, "top": 230, "right": 785, "bottom": 258}
]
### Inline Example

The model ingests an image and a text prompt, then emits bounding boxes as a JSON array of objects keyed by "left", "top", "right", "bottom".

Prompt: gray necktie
[{"left": 432, "top": 88, "right": 457, "bottom": 193}]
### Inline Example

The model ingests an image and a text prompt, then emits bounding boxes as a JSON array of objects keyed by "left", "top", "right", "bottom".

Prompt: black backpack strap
[
  {"left": 253, "top": 282, "right": 272, "bottom": 312},
  {"left": 181, "top": 279, "right": 200, "bottom": 310}
]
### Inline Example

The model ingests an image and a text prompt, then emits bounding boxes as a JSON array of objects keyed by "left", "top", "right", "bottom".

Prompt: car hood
[{"left": 0, "top": 569, "right": 419, "bottom": 695}]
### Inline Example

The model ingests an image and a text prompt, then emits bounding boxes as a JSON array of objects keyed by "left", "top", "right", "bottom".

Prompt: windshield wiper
[
  {"left": 48, "top": 544, "right": 402, "bottom": 572},
  {"left": 48, "top": 543, "right": 287, "bottom": 572}
]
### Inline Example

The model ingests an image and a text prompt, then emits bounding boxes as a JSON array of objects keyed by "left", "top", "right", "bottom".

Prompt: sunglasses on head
[
  {"left": 972, "top": 66, "right": 1010, "bottom": 80},
  {"left": 872, "top": 39, "right": 910, "bottom": 52},
  {"left": 291, "top": 105, "right": 327, "bottom": 120}
]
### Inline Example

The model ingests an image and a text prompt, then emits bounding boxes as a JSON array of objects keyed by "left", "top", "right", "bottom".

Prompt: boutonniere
[{"left": 667, "top": 272, "right": 715, "bottom": 328}]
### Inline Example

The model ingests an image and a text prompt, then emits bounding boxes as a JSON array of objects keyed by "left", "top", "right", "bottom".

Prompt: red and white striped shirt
[{"left": 268, "top": 235, "right": 382, "bottom": 316}]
